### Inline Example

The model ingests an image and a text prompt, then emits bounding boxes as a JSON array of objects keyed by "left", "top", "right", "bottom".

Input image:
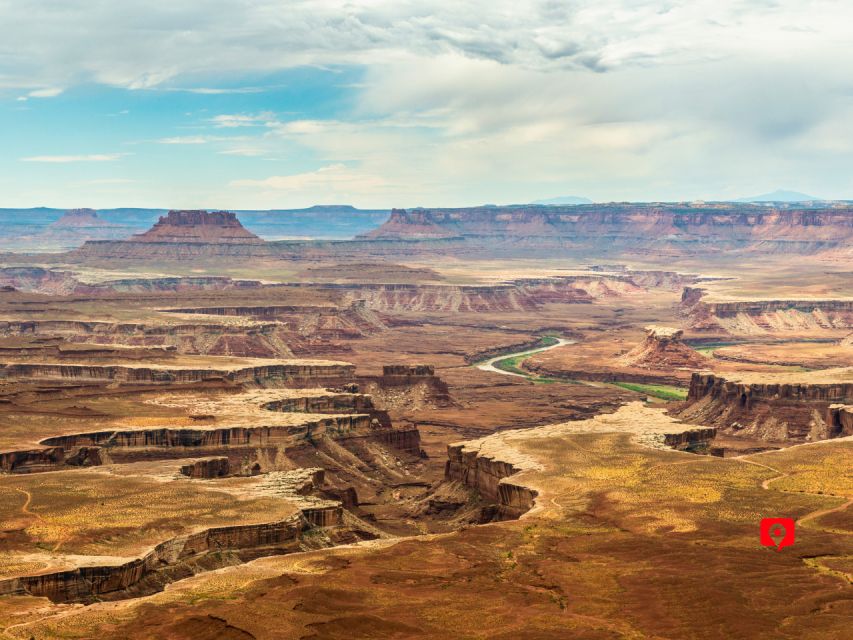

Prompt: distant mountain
[
  {"left": 530, "top": 196, "right": 593, "bottom": 206},
  {"left": 735, "top": 190, "right": 822, "bottom": 203},
  {"left": 0, "top": 205, "right": 391, "bottom": 251}
]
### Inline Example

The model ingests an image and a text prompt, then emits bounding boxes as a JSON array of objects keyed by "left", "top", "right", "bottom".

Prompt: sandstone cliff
[
  {"left": 682, "top": 293, "right": 853, "bottom": 336},
  {"left": 360, "top": 204, "right": 853, "bottom": 255},
  {"left": 678, "top": 372, "right": 853, "bottom": 442}
]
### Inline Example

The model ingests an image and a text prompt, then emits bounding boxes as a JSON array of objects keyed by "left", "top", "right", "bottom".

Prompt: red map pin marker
[{"left": 760, "top": 517, "right": 795, "bottom": 551}]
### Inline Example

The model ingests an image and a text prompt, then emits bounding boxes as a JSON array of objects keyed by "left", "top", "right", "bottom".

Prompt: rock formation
[
  {"left": 682, "top": 295, "right": 853, "bottom": 336},
  {"left": 618, "top": 326, "right": 708, "bottom": 370},
  {"left": 130, "top": 210, "right": 263, "bottom": 244},
  {"left": 48, "top": 208, "right": 109, "bottom": 228},
  {"left": 64, "top": 210, "right": 270, "bottom": 261},
  {"left": 679, "top": 371, "right": 853, "bottom": 442},
  {"left": 360, "top": 203, "right": 853, "bottom": 255},
  {"left": 0, "top": 360, "right": 355, "bottom": 385},
  {"left": 180, "top": 457, "right": 230, "bottom": 478}
]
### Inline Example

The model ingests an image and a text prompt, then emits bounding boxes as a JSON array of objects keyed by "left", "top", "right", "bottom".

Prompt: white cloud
[
  {"left": 156, "top": 135, "right": 210, "bottom": 144},
  {"left": 27, "top": 87, "right": 63, "bottom": 98},
  {"left": 210, "top": 113, "right": 276, "bottom": 128},
  {"left": 3, "top": 1, "right": 853, "bottom": 204},
  {"left": 15, "top": 87, "right": 63, "bottom": 101},
  {"left": 21, "top": 153, "right": 128, "bottom": 163},
  {"left": 231, "top": 163, "right": 387, "bottom": 193},
  {"left": 164, "top": 86, "right": 267, "bottom": 95},
  {"left": 218, "top": 147, "right": 268, "bottom": 157},
  {"left": 1, "top": 1, "right": 850, "bottom": 90}
]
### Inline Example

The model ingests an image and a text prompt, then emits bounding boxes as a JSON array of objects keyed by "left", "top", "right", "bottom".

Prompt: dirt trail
[
  {"left": 13, "top": 487, "right": 68, "bottom": 553},
  {"left": 736, "top": 458, "right": 851, "bottom": 528}
]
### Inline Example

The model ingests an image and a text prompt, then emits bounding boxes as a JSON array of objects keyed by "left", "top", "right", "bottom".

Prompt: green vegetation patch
[{"left": 611, "top": 382, "right": 688, "bottom": 401}]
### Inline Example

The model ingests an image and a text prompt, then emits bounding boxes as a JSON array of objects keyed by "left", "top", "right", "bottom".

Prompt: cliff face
[
  {"left": 679, "top": 372, "right": 853, "bottom": 442},
  {"left": 180, "top": 457, "right": 231, "bottom": 478},
  {"left": 360, "top": 204, "right": 853, "bottom": 253},
  {"left": 826, "top": 405, "right": 853, "bottom": 437},
  {"left": 0, "top": 361, "right": 355, "bottom": 385},
  {"left": 0, "top": 505, "right": 346, "bottom": 602},
  {"left": 682, "top": 292, "right": 853, "bottom": 336},
  {"left": 445, "top": 441, "right": 537, "bottom": 520}
]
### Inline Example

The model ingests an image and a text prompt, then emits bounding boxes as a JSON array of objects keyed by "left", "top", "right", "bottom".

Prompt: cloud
[
  {"left": 230, "top": 163, "right": 387, "bottom": 193},
  {"left": 156, "top": 135, "right": 210, "bottom": 144},
  {"left": 21, "top": 153, "right": 128, "bottom": 163},
  {"left": 15, "top": 87, "right": 64, "bottom": 101},
  {"left": 27, "top": 87, "right": 63, "bottom": 98},
  {"left": 1, "top": 1, "right": 849, "bottom": 91},
  {"left": 3, "top": 2, "right": 853, "bottom": 205},
  {"left": 218, "top": 147, "right": 268, "bottom": 157},
  {"left": 162, "top": 86, "right": 268, "bottom": 95},
  {"left": 210, "top": 113, "right": 276, "bottom": 128}
]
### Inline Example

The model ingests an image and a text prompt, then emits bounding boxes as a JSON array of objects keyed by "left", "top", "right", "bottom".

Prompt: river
[{"left": 475, "top": 337, "right": 574, "bottom": 378}]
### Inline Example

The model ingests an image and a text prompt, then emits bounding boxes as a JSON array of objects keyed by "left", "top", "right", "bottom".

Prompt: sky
[{"left": 1, "top": 0, "right": 852, "bottom": 209}]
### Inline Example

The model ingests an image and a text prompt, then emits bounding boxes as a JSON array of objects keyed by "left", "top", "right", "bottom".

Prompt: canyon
[{"left": 0, "top": 208, "right": 850, "bottom": 639}]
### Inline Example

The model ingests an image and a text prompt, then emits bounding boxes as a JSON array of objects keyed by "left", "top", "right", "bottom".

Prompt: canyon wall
[
  {"left": 445, "top": 442, "right": 537, "bottom": 519},
  {"left": 0, "top": 361, "right": 355, "bottom": 385},
  {"left": 826, "top": 404, "right": 853, "bottom": 437},
  {"left": 362, "top": 205, "right": 853, "bottom": 251},
  {"left": 681, "top": 290, "right": 853, "bottom": 336},
  {"left": 679, "top": 372, "right": 853, "bottom": 442},
  {"left": 0, "top": 506, "right": 345, "bottom": 602}
]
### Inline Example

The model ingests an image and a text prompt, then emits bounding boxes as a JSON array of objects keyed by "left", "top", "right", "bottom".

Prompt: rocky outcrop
[
  {"left": 0, "top": 317, "right": 365, "bottom": 359},
  {"left": 679, "top": 372, "right": 853, "bottom": 442},
  {"left": 0, "top": 446, "right": 65, "bottom": 473},
  {"left": 383, "top": 365, "right": 435, "bottom": 376},
  {"left": 261, "top": 392, "right": 392, "bottom": 428},
  {"left": 683, "top": 297, "right": 853, "bottom": 335},
  {"left": 662, "top": 428, "right": 717, "bottom": 451},
  {"left": 0, "top": 361, "right": 355, "bottom": 385},
  {"left": 0, "top": 446, "right": 104, "bottom": 473},
  {"left": 0, "top": 510, "right": 335, "bottom": 602},
  {"left": 180, "top": 457, "right": 230, "bottom": 478},
  {"left": 618, "top": 326, "right": 708, "bottom": 370},
  {"left": 826, "top": 404, "right": 853, "bottom": 437},
  {"left": 62, "top": 211, "right": 269, "bottom": 261},
  {"left": 445, "top": 442, "right": 537, "bottom": 520},
  {"left": 39, "top": 415, "right": 374, "bottom": 450}
]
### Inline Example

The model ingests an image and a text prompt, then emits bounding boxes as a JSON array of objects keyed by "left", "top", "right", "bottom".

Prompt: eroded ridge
[{"left": 0, "top": 358, "right": 441, "bottom": 602}]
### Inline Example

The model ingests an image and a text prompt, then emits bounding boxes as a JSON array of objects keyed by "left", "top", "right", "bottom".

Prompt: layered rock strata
[
  {"left": 0, "top": 469, "right": 346, "bottom": 603},
  {"left": 180, "top": 456, "right": 230, "bottom": 478},
  {"left": 0, "top": 361, "right": 354, "bottom": 385},
  {"left": 682, "top": 291, "right": 853, "bottom": 336},
  {"left": 680, "top": 372, "right": 853, "bottom": 442},
  {"left": 361, "top": 204, "right": 853, "bottom": 254},
  {"left": 445, "top": 441, "right": 538, "bottom": 520},
  {"left": 618, "top": 326, "right": 708, "bottom": 370}
]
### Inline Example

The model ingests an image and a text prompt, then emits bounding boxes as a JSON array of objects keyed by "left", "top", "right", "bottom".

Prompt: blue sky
[{"left": 1, "top": 1, "right": 852, "bottom": 209}]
